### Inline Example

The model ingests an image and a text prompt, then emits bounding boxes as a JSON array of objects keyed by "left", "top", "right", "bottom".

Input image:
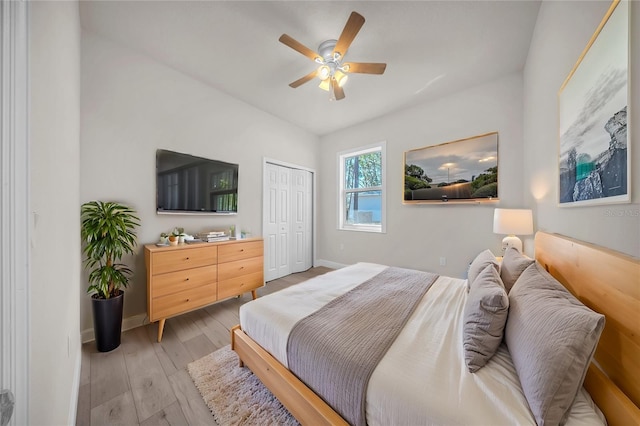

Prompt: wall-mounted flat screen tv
[
  {"left": 403, "top": 132, "right": 499, "bottom": 203},
  {"left": 156, "top": 149, "right": 238, "bottom": 214}
]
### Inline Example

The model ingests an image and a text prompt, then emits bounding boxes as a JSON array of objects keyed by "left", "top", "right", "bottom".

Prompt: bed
[{"left": 231, "top": 231, "right": 640, "bottom": 425}]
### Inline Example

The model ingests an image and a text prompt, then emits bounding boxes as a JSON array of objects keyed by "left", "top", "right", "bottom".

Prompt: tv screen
[
  {"left": 403, "top": 132, "right": 498, "bottom": 203},
  {"left": 156, "top": 149, "right": 238, "bottom": 214}
]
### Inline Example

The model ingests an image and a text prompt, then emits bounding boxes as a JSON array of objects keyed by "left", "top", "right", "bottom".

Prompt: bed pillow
[
  {"left": 500, "top": 246, "right": 534, "bottom": 292},
  {"left": 505, "top": 262, "right": 605, "bottom": 426},
  {"left": 463, "top": 263, "right": 509, "bottom": 373},
  {"left": 467, "top": 249, "right": 499, "bottom": 290}
]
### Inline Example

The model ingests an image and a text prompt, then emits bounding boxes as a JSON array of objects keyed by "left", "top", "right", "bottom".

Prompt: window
[{"left": 338, "top": 142, "right": 386, "bottom": 233}]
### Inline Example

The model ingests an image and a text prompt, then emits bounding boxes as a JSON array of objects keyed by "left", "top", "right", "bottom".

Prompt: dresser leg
[
  {"left": 157, "top": 319, "right": 166, "bottom": 342},
  {"left": 251, "top": 290, "right": 257, "bottom": 300}
]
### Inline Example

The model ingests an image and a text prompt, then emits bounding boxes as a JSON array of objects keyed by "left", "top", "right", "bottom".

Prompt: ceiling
[{"left": 80, "top": 1, "right": 541, "bottom": 136}]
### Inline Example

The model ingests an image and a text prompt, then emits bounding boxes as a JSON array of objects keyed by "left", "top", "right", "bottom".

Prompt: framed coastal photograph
[
  {"left": 558, "top": 0, "right": 629, "bottom": 206},
  {"left": 404, "top": 132, "right": 498, "bottom": 204}
]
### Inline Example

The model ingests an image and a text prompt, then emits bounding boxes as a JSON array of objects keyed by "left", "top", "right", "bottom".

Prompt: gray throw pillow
[
  {"left": 505, "top": 262, "right": 605, "bottom": 426},
  {"left": 500, "top": 246, "right": 534, "bottom": 292},
  {"left": 467, "top": 249, "right": 499, "bottom": 290},
  {"left": 463, "top": 263, "right": 509, "bottom": 373}
]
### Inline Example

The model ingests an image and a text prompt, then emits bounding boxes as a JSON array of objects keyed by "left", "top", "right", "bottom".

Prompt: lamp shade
[{"left": 493, "top": 208, "right": 533, "bottom": 235}]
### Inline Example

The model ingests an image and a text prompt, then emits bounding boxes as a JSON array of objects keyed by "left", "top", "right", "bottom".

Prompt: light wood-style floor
[{"left": 75, "top": 267, "right": 332, "bottom": 426}]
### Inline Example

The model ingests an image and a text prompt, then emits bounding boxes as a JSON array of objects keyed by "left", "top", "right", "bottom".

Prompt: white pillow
[
  {"left": 500, "top": 246, "right": 534, "bottom": 292},
  {"left": 467, "top": 249, "right": 499, "bottom": 290},
  {"left": 505, "top": 262, "right": 605, "bottom": 425},
  {"left": 463, "top": 263, "right": 509, "bottom": 373}
]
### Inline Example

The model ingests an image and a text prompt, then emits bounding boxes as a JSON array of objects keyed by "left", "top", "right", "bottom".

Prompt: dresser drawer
[
  {"left": 218, "top": 256, "right": 263, "bottom": 281},
  {"left": 218, "top": 271, "right": 263, "bottom": 300},
  {"left": 153, "top": 246, "right": 217, "bottom": 275},
  {"left": 218, "top": 240, "right": 263, "bottom": 263},
  {"left": 152, "top": 265, "right": 217, "bottom": 298},
  {"left": 151, "top": 283, "right": 217, "bottom": 321}
]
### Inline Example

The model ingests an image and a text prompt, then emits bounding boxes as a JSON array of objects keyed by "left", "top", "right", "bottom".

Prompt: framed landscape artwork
[
  {"left": 404, "top": 132, "right": 498, "bottom": 204},
  {"left": 558, "top": 0, "right": 629, "bottom": 206}
]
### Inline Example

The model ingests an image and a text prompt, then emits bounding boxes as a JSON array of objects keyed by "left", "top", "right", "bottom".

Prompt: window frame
[{"left": 337, "top": 141, "right": 387, "bottom": 233}]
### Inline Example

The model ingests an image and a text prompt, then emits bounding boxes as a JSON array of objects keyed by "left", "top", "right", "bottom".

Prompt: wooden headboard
[{"left": 534, "top": 231, "right": 640, "bottom": 426}]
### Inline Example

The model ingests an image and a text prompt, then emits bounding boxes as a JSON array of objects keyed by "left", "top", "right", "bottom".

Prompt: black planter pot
[{"left": 91, "top": 291, "right": 124, "bottom": 352}]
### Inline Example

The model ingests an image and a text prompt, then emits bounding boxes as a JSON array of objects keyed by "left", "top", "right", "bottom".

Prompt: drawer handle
[
  {"left": 240, "top": 266, "right": 244, "bottom": 270},
  {"left": 185, "top": 257, "right": 190, "bottom": 260},
  {"left": 240, "top": 249, "right": 244, "bottom": 252},
  {"left": 186, "top": 298, "right": 190, "bottom": 302},
  {"left": 185, "top": 278, "right": 190, "bottom": 281}
]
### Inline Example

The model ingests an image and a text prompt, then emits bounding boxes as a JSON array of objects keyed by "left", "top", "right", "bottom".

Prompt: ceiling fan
[{"left": 279, "top": 11, "right": 387, "bottom": 101}]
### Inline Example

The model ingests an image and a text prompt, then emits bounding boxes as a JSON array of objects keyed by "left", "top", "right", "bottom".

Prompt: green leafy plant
[{"left": 81, "top": 201, "right": 140, "bottom": 299}]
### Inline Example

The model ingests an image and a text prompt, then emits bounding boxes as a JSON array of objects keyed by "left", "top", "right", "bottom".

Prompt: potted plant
[
  {"left": 159, "top": 232, "right": 169, "bottom": 245},
  {"left": 172, "top": 227, "right": 185, "bottom": 244},
  {"left": 81, "top": 201, "right": 140, "bottom": 352}
]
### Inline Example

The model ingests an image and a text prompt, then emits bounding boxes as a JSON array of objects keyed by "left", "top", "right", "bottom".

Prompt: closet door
[
  {"left": 264, "top": 163, "right": 291, "bottom": 281},
  {"left": 291, "top": 169, "right": 312, "bottom": 273}
]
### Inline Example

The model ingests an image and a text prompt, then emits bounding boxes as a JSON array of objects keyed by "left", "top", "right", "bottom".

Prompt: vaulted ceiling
[{"left": 80, "top": 1, "right": 541, "bottom": 136}]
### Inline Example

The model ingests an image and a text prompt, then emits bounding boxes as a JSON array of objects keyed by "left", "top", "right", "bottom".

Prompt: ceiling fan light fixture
[
  {"left": 318, "top": 78, "right": 331, "bottom": 91},
  {"left": 279, "top": 11, "right": 386, "bottom": 101},
  {"left": 317, "top": 65, "right": 331, "bottom": 81},
  {"left": 334, "top": 70, "right": 348, "bottom": 87}
]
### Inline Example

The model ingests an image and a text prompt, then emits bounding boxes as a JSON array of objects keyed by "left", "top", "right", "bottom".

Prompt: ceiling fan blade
[
  {"left": 343, "top": 62, "right": 387, "bottom": 75},
  {"left": 279, "top": 34, "right": 321, "bottom": 62},
  {"left": 332, "top": 11, "right": 365, "bottom": 59},
  {"left": 289, "top": 70, "right": 318, "bottom": 88},
  {"left": 332, "top": 78, "right": 346, "bottom": 100}
]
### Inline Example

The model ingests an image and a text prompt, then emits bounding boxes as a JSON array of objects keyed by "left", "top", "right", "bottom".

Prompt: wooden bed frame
[{"left": 231, "top": 231, "right": 640, "bottom": 425}]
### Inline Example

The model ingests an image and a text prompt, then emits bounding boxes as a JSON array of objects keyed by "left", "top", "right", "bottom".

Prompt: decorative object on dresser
[
  {"left": 493, "top": 208, "right": 533, "bottom": 253},
  {"left": 197, "top": 230, "right": 230, "bottom": 242},
  {"left": 80, "top": 201, "right": 140, "bottom": 352},
  {"left": 145, "top": 238, "right": 264, "bottom": 342}
]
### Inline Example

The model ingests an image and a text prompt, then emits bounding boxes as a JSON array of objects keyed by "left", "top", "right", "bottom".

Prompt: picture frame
[
  {"left": 558, "top": 0, "right": 629, "bottom": 207},
  {"left": 403, "top": 132, "right": 499, "bottom": 204}
]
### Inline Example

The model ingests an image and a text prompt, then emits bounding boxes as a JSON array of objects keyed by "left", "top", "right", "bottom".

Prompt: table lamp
[{"left": 493, "top": 208, "right": 533, "bottom": 253}]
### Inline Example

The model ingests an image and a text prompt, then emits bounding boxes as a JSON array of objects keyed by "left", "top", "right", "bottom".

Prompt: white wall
[
  {"left": 80, "top": 32, "right": 319, "bottom": 334},
  {"left": 317, "top": 73, "right": 524, "bottom": 277},
  {"left": 523, "top": 1, "right": 639, "bottom": 257},
  {"left": 29, "top": 1, "right": 82, "bottom": 424}
]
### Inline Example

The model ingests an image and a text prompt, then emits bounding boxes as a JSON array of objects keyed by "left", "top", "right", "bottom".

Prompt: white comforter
[{"left": 239, "top": 263, "right": 605, "bottom": 426}]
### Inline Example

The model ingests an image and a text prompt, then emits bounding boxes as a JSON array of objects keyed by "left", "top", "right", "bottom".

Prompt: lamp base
[{"left": 502, "top": 235, "right": 523, "bottom": 253}]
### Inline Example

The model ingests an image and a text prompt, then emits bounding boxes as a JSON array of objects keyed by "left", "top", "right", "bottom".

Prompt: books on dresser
[{"left": 198, "top": 231, "right": 230, "bottom": 242}]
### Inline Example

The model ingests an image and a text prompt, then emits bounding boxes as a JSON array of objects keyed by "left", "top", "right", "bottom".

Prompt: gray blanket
[{"left": 286, "top": 266, "right": 439, "bottom": 426}]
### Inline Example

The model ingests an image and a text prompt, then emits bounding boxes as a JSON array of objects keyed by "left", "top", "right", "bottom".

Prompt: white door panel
[
  {"left": 291, "top": 169, "right": 312, "bottom": 273},
  {"left": 264, "top": 164, "right": 280, "bottom": 281},
  {"left": 264, "top": 163, "right": 312, "bottom": 281}
]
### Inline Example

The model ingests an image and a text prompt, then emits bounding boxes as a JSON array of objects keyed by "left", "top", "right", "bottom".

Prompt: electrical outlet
[{"left": 439, "top": 257, "right": 446, "bottom": 266}]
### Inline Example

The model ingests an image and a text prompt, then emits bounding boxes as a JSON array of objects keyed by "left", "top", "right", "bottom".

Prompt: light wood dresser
[{"left": 144, "top": 238, "right": 264, "bottom": 342}]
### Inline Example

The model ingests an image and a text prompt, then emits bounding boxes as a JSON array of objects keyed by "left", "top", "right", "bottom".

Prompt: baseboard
[
  {"left": 68, "top": 340, "right": 82, "bottom": 426},
  {"left": 81, "top": 313, "right": 149, "bottom": 343},
  {"left": 315, "top": 259, "right": 348, "bottom": 270}
]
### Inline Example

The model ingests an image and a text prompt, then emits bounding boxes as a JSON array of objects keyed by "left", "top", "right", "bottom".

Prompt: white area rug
[{"left": 188, "top": 345, "right": 299, "bottom": 426}]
